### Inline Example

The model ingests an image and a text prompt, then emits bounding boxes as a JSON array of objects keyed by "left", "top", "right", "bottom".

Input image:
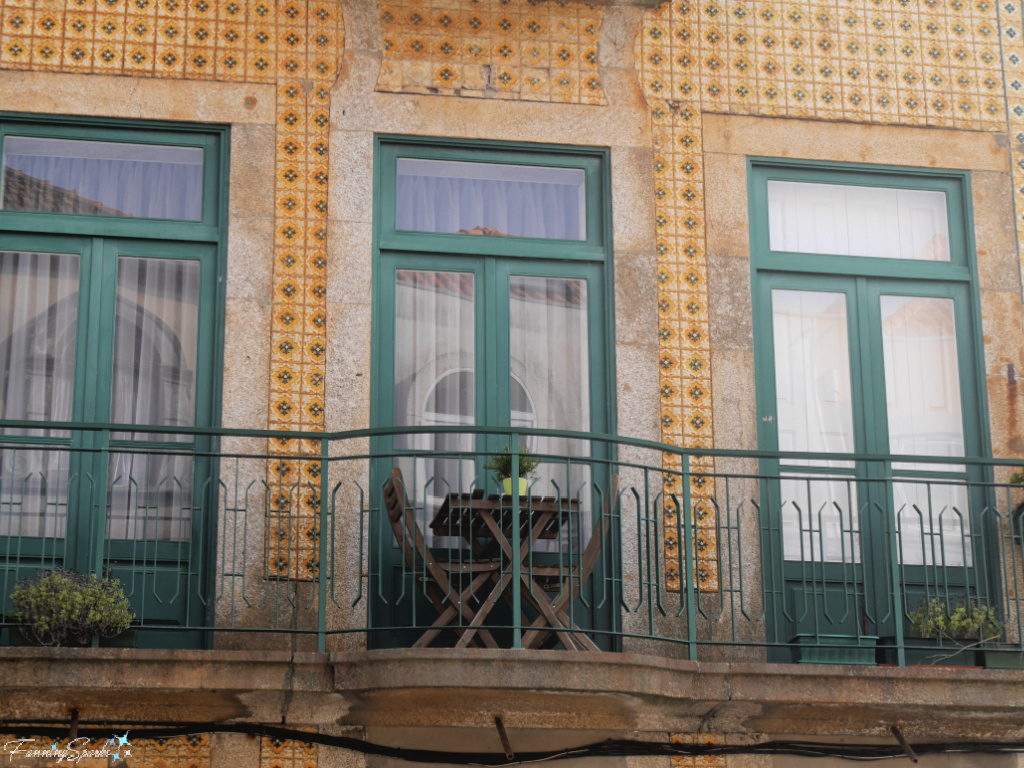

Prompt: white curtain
[
  {"left": 772, "top": 289, "right": 860, "bottom": 562},
  {"left": 0, "top": 251, "right": 79, "bottom": 538},
  {"left": 107, "top": 257, "right": 199, "bottom": 542},
  {"left": 394, "top": 269, "right": 477, "bottom": 544},
  {"left": 0, "top": 252, "right": 200, "bottom": 542},
  {"left": 396, "top": 160, "right": 585, "bottom": 240},
  {"left": 3, "top": 137, "right": 203, "bottom": 221}
]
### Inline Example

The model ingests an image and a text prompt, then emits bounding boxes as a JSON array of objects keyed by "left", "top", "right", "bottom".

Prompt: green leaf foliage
[
  {"left": 10, "top": 569, "right": 135, "bottom": 647},
  {"left": 482, "top": 445, "right": 542, "bottom": 481},
  {"left": 909, "top": 598, "right": 1003, "bottom": 642}
]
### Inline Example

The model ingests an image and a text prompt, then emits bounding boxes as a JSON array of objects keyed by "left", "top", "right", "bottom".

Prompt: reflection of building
[
  {"left": 1, "top": 0, "right": 1024, "bottom": 766},
  {"left": 2, "top": 167, "right": 128, "bottom": 217}
]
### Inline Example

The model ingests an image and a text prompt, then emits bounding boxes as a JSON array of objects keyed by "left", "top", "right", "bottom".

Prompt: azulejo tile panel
[
  {"left": 999, "top": 0, "right": 1024, "bottom": 291},
  {"left": 0, "top": 733, "right": 212, "bottom": 768},
  {"left": 377, "top": 0, "right": 606, "bottom": 103},
  {"left": 637, "top": 0, "right": 1012, "bottom": 592},
  {"left": 122, "top": 733, "right": 212, "bottom": 768},
  {"left": 260, "top": 735, "right": 317, "bottom": 768},
  {"left": 0, "top": 0, "right": 343, "bottom": 581},
  {"left": 670, "top": 733, "right": 727, "bottom": 768}
]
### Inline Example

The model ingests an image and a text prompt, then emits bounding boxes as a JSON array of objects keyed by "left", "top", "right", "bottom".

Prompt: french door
[
  {"left": 0, "top": 233, "right": 218, "bottom": 646},
  {"left": 369, "top": 252, "right": 613, "bottom": 647},
  {"left": 757, "top": 272, "right": 993, "bottom": 653}
]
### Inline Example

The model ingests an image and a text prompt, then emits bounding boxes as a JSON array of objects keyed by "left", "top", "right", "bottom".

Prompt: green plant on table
[
  {"left": 483, "top": 444, "right": 541, "bottom": 482},
  {"left": 909, "top": 598, "right": 1003, "bottom": 642},
  {"left": 10, "top": 568, "right": 135, "bottom": 647}
]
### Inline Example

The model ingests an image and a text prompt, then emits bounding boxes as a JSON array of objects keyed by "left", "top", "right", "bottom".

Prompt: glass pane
[
  {"left": 0, "top": 250, "right": 79, "bottom": 538},
  {"left": 112, "top": 257, "right": 200, "bottom": 441},
  {"left": 895, "top": 481, "right": 971, "bottom": 567},
  {"left": 0, "top": 250, "right": 79, "bottom": 435},
  {"left": 510, "top": 275, "right": 591, "bottom": 548},
  {"left": 780, "top": 475, "right": 860, "bottom": 562},
  {"left": 0, "top": 447, "right": 70, "bottom": 538},
  {"left": 772, "top": 289, "right": 855, "bottom": 468},
  {"left": 107, "top": 451, "right": 192, "bottom": 541},
  {"left": 2, "top": 136, "right": 203, "bottom": 220},
  {"left": 396, "top": 158, "right": 586, "bottom": 240},
  {"left": 394, "top": 270, "right": 476, "bottom": 542},
  {"left": 881, "top": 296, "right": 964, "bottom": 465},
  {"left": 767, "top": 180, "right": 949, "bottom": 260}
]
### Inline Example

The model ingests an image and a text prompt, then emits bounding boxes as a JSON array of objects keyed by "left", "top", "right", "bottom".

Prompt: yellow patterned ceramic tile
[
  {"left": 261, "top": 735, "right": 317, "bottom": 768},
  {"left": 999, "top": 0, "right": 1024, "bottom": 291},
  {"left": 670, "top": 733, "right": 726, "bottom": 768},
  {"left": 0, "top": 0, "right": 343, "bottom": 581},
  {"left": 376, "top": 0, "right": 606, "bottom": 103},
  {"left": 637, "top": 0, "right": 1010, "bottom": 591},
  {"left": 127, "top": 734, "right": 211, "bottom": 768}
]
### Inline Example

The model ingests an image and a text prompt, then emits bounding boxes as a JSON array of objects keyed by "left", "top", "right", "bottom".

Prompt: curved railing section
[{"left": 0, "top": 420, "right": 1022, "bottom": 667}]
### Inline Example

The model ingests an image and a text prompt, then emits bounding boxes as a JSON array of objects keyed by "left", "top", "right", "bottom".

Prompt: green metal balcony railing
[{"left": 1, "top": 419, "right": 1023, "bottom": 667}]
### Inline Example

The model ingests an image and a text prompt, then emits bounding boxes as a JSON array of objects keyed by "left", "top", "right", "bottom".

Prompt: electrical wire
[{"left": 3, "top": 724, "right": 1024, "bottom": 764}]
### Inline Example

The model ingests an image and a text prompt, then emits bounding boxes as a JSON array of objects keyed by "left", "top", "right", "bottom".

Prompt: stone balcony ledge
[{"left": 2, "top": 647, "right": 1024, "bottom": 740}]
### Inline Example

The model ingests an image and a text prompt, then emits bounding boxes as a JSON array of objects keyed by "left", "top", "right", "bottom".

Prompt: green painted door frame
[
  {"left": 369, "top": 137, "right": 617, "bottom": 649},
  {"left": 0, "top": 115, "right": 228, "bottom": 648},
  {"left": 748, "top": 159, "right": 995, "bottom": 658}
]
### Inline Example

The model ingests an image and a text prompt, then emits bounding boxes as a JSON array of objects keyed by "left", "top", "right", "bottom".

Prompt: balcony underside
[{"left": 2, "top": 647, "right": 1024, "bottom": 741}]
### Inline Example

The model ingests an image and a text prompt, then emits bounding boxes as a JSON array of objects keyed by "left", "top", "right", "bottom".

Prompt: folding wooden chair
[
  {"left": 383, "top": 467, "right": 501, "bottom": 648},
  {"left": 520, "top": 474, "right": 618, "bottom": 651}
]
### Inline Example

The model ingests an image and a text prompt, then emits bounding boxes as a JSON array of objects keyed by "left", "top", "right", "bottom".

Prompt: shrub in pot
[{"left": 9, "top": 568, "right": 135, "bottom": 647}]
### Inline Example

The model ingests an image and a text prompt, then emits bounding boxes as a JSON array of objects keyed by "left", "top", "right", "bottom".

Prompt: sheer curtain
[
  {"left": 2, "top": 137, "right": 203, "bottom": 221},
  {"left": 394, "top": 269, "right": 476, "bottom": 543},
  {"left": 771, "top": 289, "right": 861, "bottom": 562},
  {"left": 396, "top": 159, "right": 585, "bottom": 240},
  {"left": 0, "top": 251, "right": 79, "bottom": 537},
  {"left": 509, "top": 276, "right": 592, "bottom": 549},
  {"left": 107, "top": 257, "right": 199, "bottom": 542},
  {"left": 881, "top": 295, "right": 970, "bottom": 567}
]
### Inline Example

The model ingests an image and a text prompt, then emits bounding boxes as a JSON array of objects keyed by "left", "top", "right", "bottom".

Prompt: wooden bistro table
[{"left": 429, "top": 490, "right": 601, "bottom": 651}]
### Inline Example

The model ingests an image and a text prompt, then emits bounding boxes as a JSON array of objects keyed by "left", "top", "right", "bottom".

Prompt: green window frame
[
  {"left": 0, "top": 113, "right": 229, "bottom": 647},
  {"left": 747, "top": 158, "right": 995, "bottom": 656},
  {"left": 372, "top": 135, "right": 616, "bottom": 433},
  {"left": 369, "top": 136, "right": 617, "bottom": 648}
]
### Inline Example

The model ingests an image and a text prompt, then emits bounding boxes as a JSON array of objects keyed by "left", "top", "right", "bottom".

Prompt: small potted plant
[
  {"left": 8, "top": 568, "right": 136, "bottom": 647},
  {"left": 894, "top": 598, "right": 1004, "bottom": 666},
  {"left": 483, "top": 445, "right": 541, "bottom": 496}
]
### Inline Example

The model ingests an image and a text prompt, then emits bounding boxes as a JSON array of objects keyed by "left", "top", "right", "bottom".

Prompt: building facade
[{"left": 1, "top": 0, "right": 1024, "bottom": 764}]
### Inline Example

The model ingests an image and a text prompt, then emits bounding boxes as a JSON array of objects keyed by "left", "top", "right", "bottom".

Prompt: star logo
[{"left": 114, "top": 732, "right": 132, "bottom": 754}]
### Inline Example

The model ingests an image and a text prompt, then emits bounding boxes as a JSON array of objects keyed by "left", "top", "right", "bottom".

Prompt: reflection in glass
[
  {"left": 881, "top": 296, "right": 964, "bottom": 460},
  {"left": 396, "top": 158, "right": 586, "bottom": 240},
  {"left": 112, "top": 257, "right": 200, "bottom": 438},
  {"left": 0, "top": 250, "right": 80, "bottom": 537},
  {"left": 780, "top": 475, "right": 860, "bottom": 562},
  {"left": 895, "top": 481, "right": 971, "bottom": 567},
  {"left": 393, "top": 270, "right": 476, "bottom": 543},
  {"left": 768, "top": 180, "right": 949, "bottom": 260},
  {"left": 510, "top": 276, "right": 591, "bottom": 548},
  {"left": 881, "top": 295, "right": 969, "bottom": 566},
  {"left": 107, "top": 257, "right": 200, "bottom": 542},
  {"left": 2, "top": 136, "right": 203, "bottom": 220},
  {"left": 772, "top": 289, "right": 855, "bottom": 467},
  {"left": 107, "top": 452, "right": 193, "bottom": 542}
]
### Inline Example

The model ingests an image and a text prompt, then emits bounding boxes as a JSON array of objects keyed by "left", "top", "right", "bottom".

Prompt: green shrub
[
  {"left": 909, "top": 598, "right": 1003, "bottom": 642},
  {"left": 482, "top": 445, "right": 541, "bottom": 481},
  {"left": 1010, "top": 469, "right": 1024, "bottom": 485},
  {"left": 10, "top": 569, "right": 135, "bottom": 647}
]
